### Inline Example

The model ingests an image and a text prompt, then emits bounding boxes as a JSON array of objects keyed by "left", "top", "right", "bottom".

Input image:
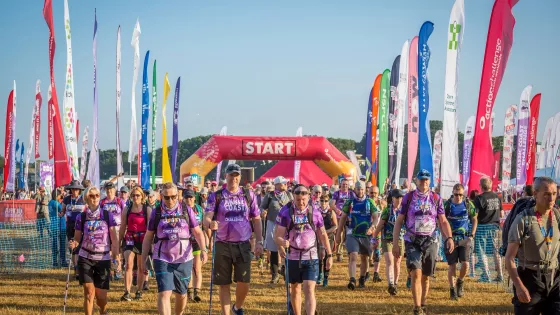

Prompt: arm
[
  {"left": 505, "top": 242, "right": 531, "bottom": 303},
  {"left": 326, "top": 212, "right": 338, "bottom": 235},
  {"left": 371, "top": 218, "right": 386, "bottom": 239},
  {"left": 191, "top": 225, "right": 208, "bottom": 264},
  {"left": 392, "top": 214, "right": 405, "bottom": 245},
  {"left": 470, "top": 215, "right": 478, "bottom": 237},
  {"left": 141, "top": 230, "right": 155, "bottom": 266},
  {"left": 318, "top": 225, "right": 334, "bottom": 269},
  {"left": 110, "top": 227, "right": 120, "bottom": 260},
  {"left": 253, "top": 216, "right": 263, "bottom": 243},
  {"left": 274, "top": 225, "right": 289, "bottom": 259},
  {"left": 203, "top": 211, "right": 214, "bottom": 231},
  {"left": 335, "top": 212, "right": 348, "bottom": 244},
  {"left": 59, "top": 203, "right": 66, "bottom": 217},
  {"left": 119, "top": 208, "right": 128, "bottom": 242},
  {"left": 437, "top": 213, "right": 455, "bottom": 254}
]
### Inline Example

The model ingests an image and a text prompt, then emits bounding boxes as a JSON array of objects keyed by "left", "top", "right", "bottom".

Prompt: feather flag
[
  {"left": 128, "top": 19, "right": 141, "bottom": 164},
  {"left": 515, "top": 85, "right": 532, "bottom": 191},
  {"left": 539, "top": 116, "right": 554, "bottom": 169},
  {"left": 25, "top": 83, "right": 39, "bottom": 191},
  {"left": 294, "top": 127, "right": 303, "bottom": 182},
  {"left": 215, "top": 126, "right": 227, "bottom": 181},
  {"left": 34, "top": 82, "right": 42, "bottom": 159},
  {"left": 171, "top": 77, "right": 181, "bottom": 182},
  {"left": 501, "top": 105, "right": 517, "bottom": 191},
  {"left": 525, "top": 94, "right": 541, "bottom": 185},
  {"left": 388, "top": 56, "right": 400, "bottom": 184},
  {"left": 546, "top": 112, "right": 560, "bottom": 168},
  {"left": 440, "top": 0, "right": 465, "bottom": 198},
  {"left": 432, "top": 130, "right": 443, "bottom": 185},
  {"left": 47, "top": 84, "right": 54, "bottom": 160},
  {"left": 140, "top": 51, "right": 151, "bottom": 190},
  {"left": 3, "top": 91, "right": 15, "bottom": 192},
  {"left": 63, "top": 0, "right": 79, "bottom": 180},
  {"left": 79, "top": 126, "right": 89, "bottom": 181},
  {"left": 86, "top": 9, "right": 100, "bottom": 188},
  {"left": 151, "top": 60, "right": 158, "bottom": 189},
  {"left": 462, "top": 116, "right": 476, "bottom": 191},
  {"left": 365, "top": 87, "right": 374, "bottom": 181},
  {"left": 161, "top": 73, "right": 173, "bottom": 182},
  {"left": 396, "top": 41, "right": 409, "bottom": 185},
  {"left": 116, "top": 25, "right": 124, "bottom": 186},
  {"left": 418, "top": 21, "right": 435, "bottom": 185},
  {"left": 370, "top": 75, "right": 381, "bottom": 186},
  {"left": 407, "top": 36, "right": 419, "bottom": 184},
  {"left": 378, "top": 69, "right": 391, "bottom": 194}
]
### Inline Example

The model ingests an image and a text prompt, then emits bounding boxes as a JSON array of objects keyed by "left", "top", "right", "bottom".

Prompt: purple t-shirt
[
  {"left": 63, "top": 195, "right": 86, "bottom": 224},
  {"left": 75, "top": 208, "right": 118, "bottom": 261},
  {"left": 332, "top": 190, "right": 356, "bottom": 217},
  {"left": 205, "top": 188, "right": 260, "bottom": 243},
  {"left": 148, "top": 203, "right": 198, "bottom": 263},
  {"left": 100, "top": 197, "right": 127, "bottom": 226},
  {"left": 399, "top": 190, "right": 444, "bottom": 242},
  {"left": 276, "top": 204, "right": 324, "bottom": 261}
]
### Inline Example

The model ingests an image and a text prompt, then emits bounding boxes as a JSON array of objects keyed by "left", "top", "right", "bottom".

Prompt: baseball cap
[
  {"left": 183, "top": 189, "right": 196, "bottom": 198},
  {"left": 391, "top": 189, "right": 405, "bottom": 198},
  {"left": 226, "top": 164, "right": 241, "bottom": 175},
  {"left": 416, "top": 169, "right": 431, "bottom": 180},
  {"left": 355, "top": 180, "right": 365, "bottom": 189},
  {"left": 200, "top": 187, "right": 209, "bottom": 195},
  {"left": 104, "top": 182, "right": 116, "bottom": 189},
  {"left": 119, "top": 186, "right": 129, "bottom": 193},
  {"left": 359, "top": 175, "right": 366, "bottom": 181},
  {"left": 273, "top": 176, "right": 288, "bottom": 185},
  {"left": 313, "top": 185, "right": 322, "bottom": 193},
  {"left": 146, "top": 189, "right": 157, "bottom": 197}
]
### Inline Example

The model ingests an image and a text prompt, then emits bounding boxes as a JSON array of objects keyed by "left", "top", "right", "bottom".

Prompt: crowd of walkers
[{"left": 22, "top": 163, "right": 560, "bottom": 315}]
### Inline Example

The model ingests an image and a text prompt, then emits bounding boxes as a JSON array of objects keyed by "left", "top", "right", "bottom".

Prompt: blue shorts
[
  {"left": 288, "top": 259, "right": 319, "bottom": 284},
  {"left": 153, "top": 259, "right": 193, "bottom": 295}
]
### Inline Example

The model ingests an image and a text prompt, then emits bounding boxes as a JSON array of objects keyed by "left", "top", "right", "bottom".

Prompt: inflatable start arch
[{"left": 179, "top": 136, "right": 356, "bottom": 184}]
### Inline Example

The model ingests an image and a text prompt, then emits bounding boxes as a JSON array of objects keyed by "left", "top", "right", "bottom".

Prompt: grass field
[{"left": 0, "top": 258, "right": 513, "bottom": 315}]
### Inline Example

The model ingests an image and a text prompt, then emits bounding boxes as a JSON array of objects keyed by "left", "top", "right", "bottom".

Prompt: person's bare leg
[
  {"left": 410, "top": 269, "right": 422, "bottom": 307},
  {"left": 124, "top": 251, "right": 134, "bottom": 293},
  {"left": 219, "top": 284, "right": 232, "bottom": 315},
  {"left": 174, "top": 292, "right": 188, "bottom": 315},
  {"left": 360, "top": 255, "right": 369, "bottom": 277},
  {"left": 421, "top": 275, "right": 430, "bottom": 306},
  {"left": 384, "top": 253, "right": 394, "bottom": 285},
  {"left": 195, "top": 256, "right": 202, "bottom": 289},
  {"left": 158, "top": 291, "right": 172, "bottom": 315},
  {"left": 136, "top": 254, "right": 145, "bottom": 293},
  {"left": 459, "top": 262, "right": 468, "bottom": 280},
  {"left": 234, "top": 282, "right": 250, "bottom": 309},
  {"left": 290, "top": 283, "right": 302, "bottom": 315},
  {"left": 94, "top": 288, "right": 108, "bottom": 314},
  {"left": 83, "top": 283, "right": 96, "bottom": 315},
  {"left": 303, "top": 280, "right": 316, "bottom": 315},
  {"left": 394, "top": 256, "right": 402, "bottom": 284},
  {"left": 348, "top": 252, "right": 358, "bottom": 278},
  {"left": 448, "top": 264, "right": 457, "bottom": 288}
]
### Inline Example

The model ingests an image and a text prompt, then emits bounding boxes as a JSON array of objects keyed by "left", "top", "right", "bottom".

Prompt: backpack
[
  {"left": 212, "top": 188, "right": 253, "bottom": 221},
  {"left": 151, "top": 204, "right": 192, "bottom": 257},
  {"left": 79, "top": 209, "right": 112, "bottom": 255},
  {"left": 499, "top": 197, "right": 535, "bottom": 256},
  {"left": 401, "top": 190, "right": 440, "bottom": 220},
  {"left": 285, "top": 201, "right": 318, "bottom": 262},
  {"left": 444, "top": 199, "right": 474, "bottom": 218}
]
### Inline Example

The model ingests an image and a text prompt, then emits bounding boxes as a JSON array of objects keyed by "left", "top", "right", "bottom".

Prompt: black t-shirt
[{"left": 474, "top": 191, "right": 502, "bottom": 225}]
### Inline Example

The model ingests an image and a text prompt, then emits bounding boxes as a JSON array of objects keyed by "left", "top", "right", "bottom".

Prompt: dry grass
[{"left": 0, "top": 258, "right": 513, "bottom": 315}]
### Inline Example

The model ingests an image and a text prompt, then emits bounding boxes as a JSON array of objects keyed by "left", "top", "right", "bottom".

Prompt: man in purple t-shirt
[
  {"left": 329, "top": 178, "right": 356, "bottom": 262},
  {"left": 142, "top": 182, "right": 207, "bottom": 315},
  {"left": 204, "top": 164, "right": 263, "bottom": 315},
  {"left": 392, "top": 169, "right": 454, "bottom": 315}
]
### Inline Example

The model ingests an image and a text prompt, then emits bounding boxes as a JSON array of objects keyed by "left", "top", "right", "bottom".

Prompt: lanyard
[{"left": 535, "top": 210, "right": 553, "bottom": 257}]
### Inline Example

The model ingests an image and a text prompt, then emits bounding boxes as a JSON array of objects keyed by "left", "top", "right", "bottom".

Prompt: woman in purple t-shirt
[
  {"left": 69, "top": 186, "right": 120, "bottom": 315},
  {"left": 275, "top": 184, "right": 333, "bottom": 315}
]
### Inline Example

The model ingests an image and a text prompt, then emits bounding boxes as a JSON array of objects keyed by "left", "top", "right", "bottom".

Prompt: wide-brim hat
[{"left": 66, "top": 180, "right": 84, "bottom": 190}]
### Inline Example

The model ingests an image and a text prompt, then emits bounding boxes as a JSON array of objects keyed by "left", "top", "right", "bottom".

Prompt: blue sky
[{"left": 0, "top": 0, "right": 558, "bottom": 157}]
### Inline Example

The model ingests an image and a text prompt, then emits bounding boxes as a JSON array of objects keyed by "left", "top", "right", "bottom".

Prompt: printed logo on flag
[{"left": 448, "top": 22, "right": 461, "bottom": 50}]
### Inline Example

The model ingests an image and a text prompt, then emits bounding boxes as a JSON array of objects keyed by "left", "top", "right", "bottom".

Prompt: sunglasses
[
  {"left": 131, "top": 194, "right": 142, "bottom": 198},
  {"left": 454, "top": 193, "right": 464, "bottom": 197},
  {"left": 294, "top": 191, "right": 309, "bottom": 196},
  {"left": 314, "top": 191, "right": 322, "bottom": 195},
  {"left": 320, "top": 200, "right": 329, "bottom": 203},
  {"left": 163, "top": 195, "right": 178, "bottom": 201},
  {"left": 88, "top": 194, "right": 100, "bottom": 199}
]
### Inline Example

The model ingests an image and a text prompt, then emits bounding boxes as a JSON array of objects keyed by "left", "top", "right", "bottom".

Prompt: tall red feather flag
[
  {"left": 525, "top": 93, "right": 541, "bottom": 185},
  {"left": 3, "top": 91, "right": 14, "bottom": 192}
]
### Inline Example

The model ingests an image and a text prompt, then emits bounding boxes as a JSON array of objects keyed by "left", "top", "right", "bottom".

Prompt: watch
[
  {"left": 326, "top": 254, "right": 333, "bottom": 258},
  {"left": 257, "top": 240, "right": 264, "bottom": 245}
]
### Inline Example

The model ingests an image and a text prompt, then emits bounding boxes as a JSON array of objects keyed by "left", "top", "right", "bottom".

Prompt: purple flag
[{"left": 171, "top": 77, "right": 181, "bottom": 182}]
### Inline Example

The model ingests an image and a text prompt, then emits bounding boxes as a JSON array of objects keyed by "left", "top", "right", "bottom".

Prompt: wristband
[
  {"left": 326, "top": 254, "right": 333, "bottom": 258},
  {"left": 445, "top": 237, "right": 453, "bottom": 243}
]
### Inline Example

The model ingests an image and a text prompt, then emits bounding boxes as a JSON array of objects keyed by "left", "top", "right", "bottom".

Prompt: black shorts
[
  {"left": 124, "top": 242, "right": 143, "bottom": 254},
  {"left": 78, "top": 256, "right": 111, "bottom": 290},
  {"left": 213, "top": 241, "right": 252, "bottom": 285},
  {"left": 445, "top": 238, "right": 472, "bottom": 265}
]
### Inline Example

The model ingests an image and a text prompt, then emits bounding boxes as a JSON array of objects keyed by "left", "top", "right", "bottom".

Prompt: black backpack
[
  {"left": 79, "top": 210, "right": 112, "bottom": 255},
  {"left": 499, "top": 197, "right": 535, "bottom": 256},
  {"left": 212, "top": 188, "right": 253, "bottom": 220}
]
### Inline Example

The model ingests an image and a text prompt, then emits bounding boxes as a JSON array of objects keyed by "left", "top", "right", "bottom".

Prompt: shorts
[
  {"left": 381, "top": 239, "right": 404, "bottom": 255},
  {"left": 288, "top": 259, "right": 319, "bottom": 284},
  {"left": 78, "top": 256, "right": 111, "bottom": 290},
  {"left": 346, "top": 235, "right": 372, "bottom": 256},
  {"left": 264, "top": 220, "right": 278, "bottom": 251},
  {"left": 213, "top": 241, "right": 252, "bottom": 285},
  {"left": 153, "top": 259, "right": 193, "bottom": 294},
  {"left": 445, "top": 238, "right": 472, "bottom": 265},
  {"left": 405, "top": 237, "right": 438, "bottom": 277}
]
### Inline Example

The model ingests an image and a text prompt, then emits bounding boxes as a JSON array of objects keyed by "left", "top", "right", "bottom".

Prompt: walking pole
[
  {"left": 208, "top": 230, "right": 217, "bottom": 315},
  {"left": 285, "top": 247, "right": 291, "bottom": 315},
  {"left": 63, "top": 247, "right": 73, "bottom": 314}
]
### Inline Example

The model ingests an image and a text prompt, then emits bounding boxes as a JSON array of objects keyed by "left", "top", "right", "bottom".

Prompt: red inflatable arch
[{"left": 179, "top": 136, "right": 356, "bottom": 184}]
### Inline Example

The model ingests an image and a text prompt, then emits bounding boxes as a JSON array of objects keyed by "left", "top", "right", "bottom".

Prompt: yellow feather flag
[{"left": 161, "top": 73, "right": 173, "bottom": 182}]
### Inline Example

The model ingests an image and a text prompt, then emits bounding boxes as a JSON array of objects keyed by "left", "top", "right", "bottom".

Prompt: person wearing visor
[{"left": 392, "top": 169, "right": 454, "bottom": 315}]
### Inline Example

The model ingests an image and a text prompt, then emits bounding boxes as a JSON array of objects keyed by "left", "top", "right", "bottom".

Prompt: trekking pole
[
  {"left": 208, "top": 230, "right": 217, "bottom": 315},
  {"left": 63, "top": 247, "right": 73, "bottom": 314},
  {"left": 285, "top": 247, "right": 290, "bottom": 315}
]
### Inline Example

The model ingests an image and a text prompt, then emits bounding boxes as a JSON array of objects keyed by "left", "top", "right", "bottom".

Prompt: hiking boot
[
  {"left": 134, "top": 290, "right": 143, "bottom": 300},
  {"left": 358, "top": 276, "right": 366, "bottom": 288},
  {"left": 270, "top": 273, "right": 280, "bottom": 284},
  {"left": 142, "top": 281, "right": 150, "bottom": 291},
  {"left": 394, "top": 284, "right": 399, "bottom": 295},
  {"left": 317, "top": 272, "right": 324, "bottom": 285},
  {"left": 120, "top": 292, "right": 132, "bottom": 302},
  {"left": 456, "top": 278, "right": 464, "bottom": 297},
  {"left": 231, "top": 305, "right": 244, "bottom": 315},
  {"left": 413, "top": 306, "right": 424, "bottom": 315},
  {"left": 450, "top": 287, "right": 458, "bottom": 300},
  {"left": 347, "top": 277, "right": 356, "bottom": 290},
  {"left": 421, "top": 305, "right": 427, "bottom": 314},
  {"left": 406, "top": 276, "right": 412, "bottom": 289},
  {"left": 187, "top": 288, "right": 194, "bottom": 301},
  {"left": 388, "top": 284, "right": 397, "bottom": 296},
  {"left": 373, "top": 272, "right": 382, "bottom": 283},
  {"left": 322, "top": 276, "right": 329, "bottom": 287},
  {"left": 193, "top": 289, "right": 202, "bottom": 303},
  {"left": 336, "top": 254, "right": 342, "bottom": 263},
  {"left": 114, "top": 271, "right": 123, "bottom": 281},
  {"left": 364, "top": 271, "right": 370, "bottom": 281}
]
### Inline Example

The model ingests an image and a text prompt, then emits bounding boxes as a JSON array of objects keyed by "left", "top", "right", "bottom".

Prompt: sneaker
[
  {"left": 477, "top": 275, "right": 491, "bottom": 283},
  {"left": 364, "top": 271, "right": 370, "bottom": 281},
  {"left": 406, "top": 276, "right": 412, "bottom": 289},
  {"left": 358, "top": 276, "right": 366, "bottom": 288},
  {"left": 421, "top": 305, "right": 427, "bottom": 314},
  {"left": 347, "top": 277, "right": 356, "bottom": 290},
  {"left": 322, "top": 276, "right": 329, "bottom": 287},
  {"left": 114, "top": 271, "right": 123, "bottom": 281},
  {"left": 373, "top": 272, "right": 382, "bottom": 283},
  {"left": 336, "top": 254, "right": 342, "bottom": 263},
  {"left": 270, "top": 273, "right": 280, "bottom": 284},
  {"left": 231, "top": 305, "right": 244, "bottom": 315},
  {"left": 394, "top": 284, "right": 399, "bottom": 295},
  {"left": 413, "top": 306, "right": 424, "bottom": 315},
  {"left": 187, "top": 289, "right": 193, "bottom": 301},
  {"left": 134, "top": 290, "right": 143, "bottom": 300},
  {"left": 388, "top": 284, "right": 397, "bottom": 296},
  {"left": 120, "top": 292, "right": 132, "bottom": 302},
  {"left": 450, "top": 287, "right": 458, "bottom": 300},
  {"left": 317, "top": 272, "right": 324, "bottom": 285},
  {"left": 193, "top": 289, "right": 202, "bottom": 303},
  {"left": 494, "top": 276, "right": 504, "bottom": 283},
  {"left": 456, "top": 278, "right": 464, "bottom": 297},
  {"left": 142, "top": 281, "right": 150, "bottom": 291}
]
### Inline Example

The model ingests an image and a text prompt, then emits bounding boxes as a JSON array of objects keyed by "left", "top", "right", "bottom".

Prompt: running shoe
[
  {"left": 120, "top": 292, "right": 132, "bottom": 302},
  {"left": 406, "top": 276, "right": 412, "bottom": 289},
  {"left": 456, "top": 278, "right": 464, "bottom": 297},
  {"left": 317, "top": 272, "right": 324, "bottom": 285},
  {"left": 347, "top": 277, "right": 356, "bottom": 290},
  {"left": 231, "top": 305, "right": 244, "bottom": 315},
  {"left": 135, "top": 291, "right": 143, "bottom": 300},
  {"left": 373, "top": 272, "right": 382, "bottom": 283},
  {"left": 450, "top": 287, "right": 458, "bottom": 301}
]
